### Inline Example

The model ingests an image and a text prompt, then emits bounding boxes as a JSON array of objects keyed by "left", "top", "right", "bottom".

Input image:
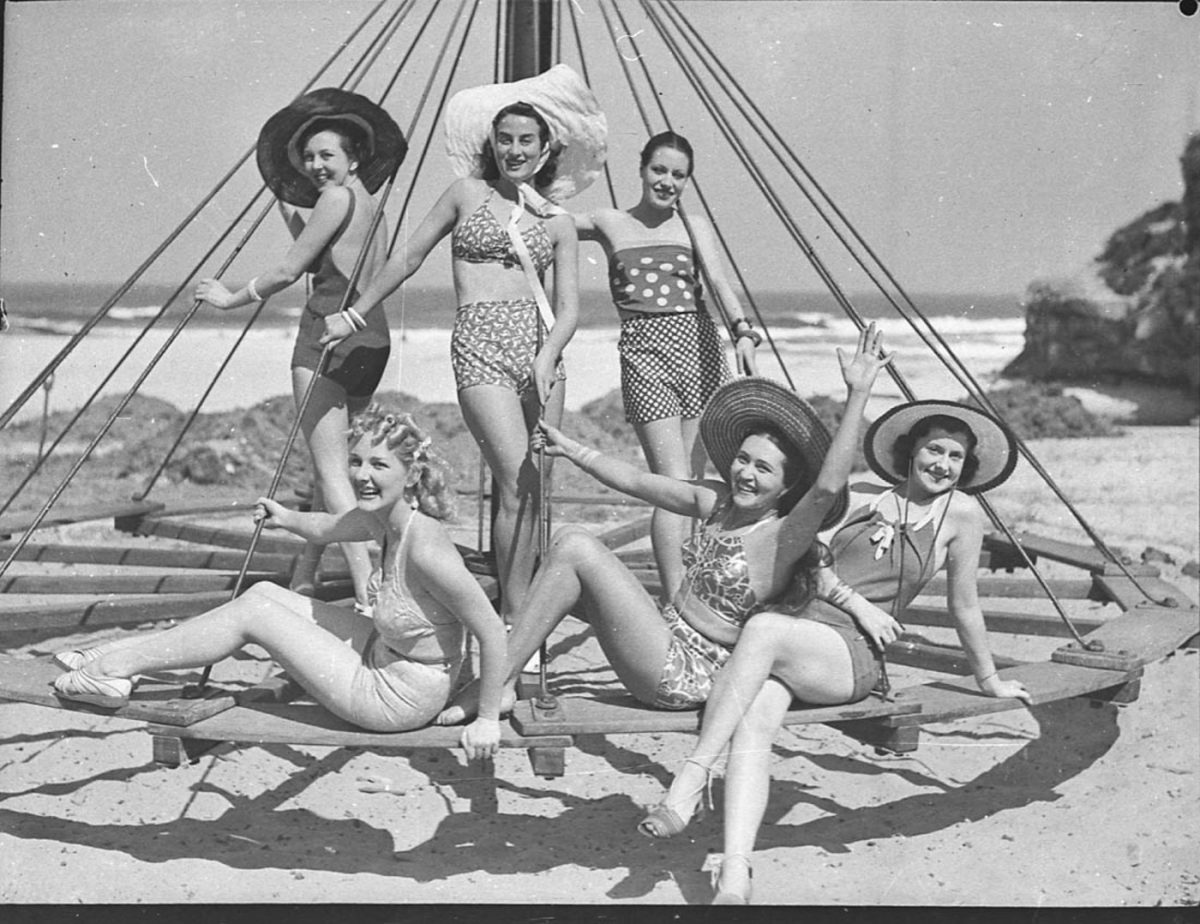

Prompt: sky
[{"left": 1, "top": 0, "right": 1197, "bottom": 299}]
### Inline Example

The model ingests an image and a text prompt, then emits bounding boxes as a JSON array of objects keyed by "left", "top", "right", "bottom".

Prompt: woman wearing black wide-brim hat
[
  {"left": 193, "top": 88, "right": 406, "bottom": 608},
  {"left": 650, "top": 398, "right": 1033, "bottom": 905},
  {"left": 435, "top": 325, "right": 893, "bottom": 730}
]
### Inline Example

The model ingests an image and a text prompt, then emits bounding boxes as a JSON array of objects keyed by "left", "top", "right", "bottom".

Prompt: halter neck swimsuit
[{"left": 451, "top": 188, "right": 554, "bottom": 273}]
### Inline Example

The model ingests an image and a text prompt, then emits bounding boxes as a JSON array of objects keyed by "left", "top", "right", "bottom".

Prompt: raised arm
[
  {"left": 196, "top": 186, "right": 352, "bottom": 310},
  {"left": 345, "top": 180, "right": 462, "bottom": 318},
  {"left": 687, "top": 212, "right": 758, "bottom": 376},
  {"left": 775, "top": 323, "right": 892, "bottom": 560},
  {"left": 533, "top": 419, "right": 721, "bottom": 519},
  {"left": 409, "top": 520, "right": 508, "bottom": 758},
  {"left": 944, "top": 499, "right": 1032, "bottom": 702}
]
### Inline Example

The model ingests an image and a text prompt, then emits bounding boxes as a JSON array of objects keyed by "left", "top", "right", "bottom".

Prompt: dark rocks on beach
[
  {"left": 966, "top": 383, "right": 1117, "bottom": 440},
  {"left": 1002, "top": 133, "right": 1200, "bottom": 422}
]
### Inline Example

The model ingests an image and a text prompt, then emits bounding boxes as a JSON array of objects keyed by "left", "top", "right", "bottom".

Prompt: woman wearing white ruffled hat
[{"left": 347, "top": 65, "right": 606, "bottom": 626}]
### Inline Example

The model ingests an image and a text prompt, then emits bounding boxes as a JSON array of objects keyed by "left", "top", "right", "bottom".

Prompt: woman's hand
[
  {"left": 195, "top": 278, "right": 236, "bottom": 310},
  {"left": 530, "top": 352, "right": 557, "bottom": 408},
  {"left": 253, "top": 497, "right": 291, "bottom": 530},
  {"left": 531, "top": 418, "right": 578, "bottom": 460},
  {"left": 850, "top": 601, "right": 904, "bottom": 652},
  {"left": 460, "top": 717, "right": 501, "bottom": 761},
  {"left": 978, "top": 673, "right": 1032, "bottom": 703},
  {"left": 837, "top": 321, "right": 894, "bottom": 393},
  {"left": 734, "top": 337, "right": 758, "bottom": 377},
  {"left": 319, "top": 312, "right": 354, "bottom": 346}
]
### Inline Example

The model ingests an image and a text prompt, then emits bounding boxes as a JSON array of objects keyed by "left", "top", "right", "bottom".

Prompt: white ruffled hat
[{"left": 444, "top": 64, "right": 607, "bottom": 204}]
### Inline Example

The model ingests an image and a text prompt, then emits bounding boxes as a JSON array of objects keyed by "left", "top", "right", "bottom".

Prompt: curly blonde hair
[{"left": 348, "top": 404, "right": 455, "bottom": 520}]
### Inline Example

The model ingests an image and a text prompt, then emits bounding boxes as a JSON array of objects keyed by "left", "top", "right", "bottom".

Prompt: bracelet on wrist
[
  {"left": 735, "top": 327, "right": 763, "bottom": 347},
  {"left": 246, "top": 277, "right": 263, "bottom": 302},
  {"left": 345, "top": 307, "right": 367, "bottom": 330},
  {"left": 340, "top": 310, "right": 364, "bottom": 332},
  {"left": 976, "top": 670, "right": 998, "bottom": 685}
]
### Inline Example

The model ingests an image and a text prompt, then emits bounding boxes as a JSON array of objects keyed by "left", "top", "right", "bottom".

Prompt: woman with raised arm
[
  {"left": 643, "top": 399, "right": 1032, "bottom": 905},
  {"left": 436, "top": 325, "right": 892, "bottom": 725},
  {"left": 575, "top": 131, "right": 759, "bottom": 599},
  {"left": 343, "top": 66, "right": 604, "bottom": 628},
  {"left": 52, "top": 406, "right": 507, "bottom": 760},
  {"left": 194, "top": 89, "right": 407, "bottom": 611}
]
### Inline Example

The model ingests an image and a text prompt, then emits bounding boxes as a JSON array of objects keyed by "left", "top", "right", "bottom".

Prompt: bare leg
[
  {"left": 459, "top": 383, "right": 563, "bottom": 621},
  {"left": 652, "top": 613, "right": 855, "bottom": 831},
  {"left": 89, "top": 582, "right": 376, "bottom": 722},
  {"left": 634, "top": 416, "right": 704, "bottom": 601},
  {"left": 717, "top": 678, "right": 794, "bottom": 902},
  {"left": 436, "top": 525, "right": 672, "bottom": 722},
  {"left": 292, "top": 368, "right": 374, "bottom": 605}
]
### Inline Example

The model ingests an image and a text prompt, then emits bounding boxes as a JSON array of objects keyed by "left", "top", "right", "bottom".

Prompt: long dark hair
[
  {"left": 639, "top": 130, "right": 694, "bottom": 176},
  {"left": 480, "top": 101, "right": 559, "bottom": 189},
  {"left": 891, "top": 414, "right": 980, "bottom": 487}
]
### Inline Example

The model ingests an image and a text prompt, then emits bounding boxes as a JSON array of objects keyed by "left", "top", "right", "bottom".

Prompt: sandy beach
[{"left": 1, "top": 319, "right": 1197, "bottom": 908}]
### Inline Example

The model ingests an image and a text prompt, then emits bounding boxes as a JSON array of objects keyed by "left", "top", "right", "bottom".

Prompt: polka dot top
[{"left": 608, "top": 244, "right": 705, "bottom": 317}]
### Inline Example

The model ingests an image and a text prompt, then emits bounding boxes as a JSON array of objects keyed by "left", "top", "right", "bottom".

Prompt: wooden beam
[
  {"left": 901, "top": 603, "right": 1108, "bottom": 637},
  {"left": 0, "top": 500, "right": 165, "bottom": 538},
  {"left": 0, "top": 541, "right": 298, "bottom": 572},
  {"left": 919, "top": 574, "right": 1095, "bottom": 600},
  {"left": 135, "top": 517, "right": 305, "bottom": 554},
  {"left": 887, "top": 636, "right": 1028, "bottom": 675},
  {"left": 0, "top": 572, "right": 286, "bottom": 595},
  {"left": 983, "top": 531, "right": 1111, "bottom": 572},
  {"left": 0, "top": 590, "right": 233, "bottom": 633},
  {"left": 1052, "top": 603, "right": 1200, "bottom": 670}
]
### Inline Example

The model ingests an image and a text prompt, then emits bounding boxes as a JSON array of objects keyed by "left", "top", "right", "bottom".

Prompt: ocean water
[{"left": 1, "top": 280, "right": 1025, "bottom": 334}]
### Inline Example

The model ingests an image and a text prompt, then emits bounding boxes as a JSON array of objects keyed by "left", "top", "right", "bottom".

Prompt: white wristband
[{"left": 246, "top": 277, "right": 263, "bottom": 302}]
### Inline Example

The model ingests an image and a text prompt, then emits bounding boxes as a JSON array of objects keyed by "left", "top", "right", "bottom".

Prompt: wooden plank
[
  {"left": 0, "top": 572, "right": 285, "bottom": 595},
  {"left": 887, "top": 636, "right": 1028, "bottom": 675},
  {"left": 1093, "top": 575, "right": 1196, "bottom": 611},
  {"left": 509, "top": 691, "right": 919, "bottom": 737},
  {"left": 147, "top": 701, "right": 573, "bottom": 750},
  {"left": 1052, "top": 604, "right": 1200, "bottom": 670},
  {"left": 983, "top": 531, "right": 1110, "bottom": 572},
  {"left": 0, "top": 656, "right": 237, "bottom": 726},
  {"left": 136, "top": 518, "right": 305, "bottom": 554},
  {"left": 901, "top": 603, "right": 1108, "bottom": 638},
  {"left": 0, "top": 541, "right": 299, "bottom": 572},
  {"left": 0, "top": 591, "right": 233, "bottom": 633},
  {"left": 596, "top": 515, "right": 653, "bottom": 551},
  {"left": 920, "top": 574, "right": 1095, "bottom": 600},
  {"left": 0, "top": 500, "right": 165, "bottom": 538}
]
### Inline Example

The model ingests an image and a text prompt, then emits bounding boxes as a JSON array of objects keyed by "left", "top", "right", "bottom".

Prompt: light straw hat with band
[
  {"left": 257, "top": 87, "right": 407, "bottom": 208},
  {"left": 863, "top": 400, "right": 1018, "bottom": 495},
  {"left": 443, "top": 63, "right": 607, "bottom": 206},
  {"left": 700, "top": 376, "right": 848, "bottom": 530}
]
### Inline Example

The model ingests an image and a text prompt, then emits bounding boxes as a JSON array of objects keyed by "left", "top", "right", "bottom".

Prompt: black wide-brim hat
[
  {"left": 863, "top": 400, "right": 1018, "bottom": 495},
  {"left": 257, "top": 88, "right": 407, "bottom": 208},
  {"left": 700, "top": 377, "right": 848, "bottom": 530}
]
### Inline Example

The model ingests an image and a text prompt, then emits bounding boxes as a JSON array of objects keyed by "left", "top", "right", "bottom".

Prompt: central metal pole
[{"left": 504, "top": 0, "right": 554, "bottom": 80}]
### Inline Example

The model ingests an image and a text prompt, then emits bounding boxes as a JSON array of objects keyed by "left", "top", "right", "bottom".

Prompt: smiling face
[
  {"left": 728, "top": 433, "right": 793, "bottom": 515},
  {"left": 301, "top": 129, "right": 357, "bottom": 192},
  {"left": 348, "top": 435, "right": 409, "bottom": 515},
  {"left": 491, "top": 113, "right": 548, "bottom": 186},
  {"left": 907, "top": 427, "right": 969, "bottom": 500},
  {"left": 639, "top": 145, "right": 692, "bottom": 211}
]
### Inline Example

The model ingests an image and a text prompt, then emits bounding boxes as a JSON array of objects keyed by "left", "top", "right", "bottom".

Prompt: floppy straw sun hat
[
  {"left": 257, "top": 87, "right": 407, "bottom": 208},
  {"left": 444, "top": 63, "right": 607, "bottom": 204},
  {"left": 864, "top": 400, "right": 1018, "bottom": 495},
  {"left": 700, "top": 377, "right": 848, "bottom": 529}
]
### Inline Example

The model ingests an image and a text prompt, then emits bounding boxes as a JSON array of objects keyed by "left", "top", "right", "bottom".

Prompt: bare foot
[{"left": 435, "top": 680, "right": 517, "bottom": 725}]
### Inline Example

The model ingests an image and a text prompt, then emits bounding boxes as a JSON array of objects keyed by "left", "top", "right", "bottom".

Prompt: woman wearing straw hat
[
  {"left": 344, "top": 65, "right": 605, "bottom": 629},
  {"left": 575, "top": 130, "right": 760, "bottom": 603},
  {"left": 645, "top": 399, "right": 1032, "bottom": 904},
  {"left": 435, "top": 324, "right": 892, "bottom": 726},
  {"left": 193, "top": 88, "right": 407, "bottom": 611},
  {"left": 54, "top": 406, "right": 508, "bottom": 761}
]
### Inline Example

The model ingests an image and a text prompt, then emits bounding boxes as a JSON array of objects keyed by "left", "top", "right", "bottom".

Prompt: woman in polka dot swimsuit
[{"left": 575, "top": 131, "right": 760, "bottom": 599}]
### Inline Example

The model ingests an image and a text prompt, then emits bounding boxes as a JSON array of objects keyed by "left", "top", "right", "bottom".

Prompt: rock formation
[{"left": 1003, "top": 133, "right": 1200, "bottom": 416}]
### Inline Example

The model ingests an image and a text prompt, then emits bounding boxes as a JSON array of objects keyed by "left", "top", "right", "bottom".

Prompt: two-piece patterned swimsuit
[
  {"left": 291, "top": 185, "right": 391, "bottom": 398},
  {"left": 344, "top": 517, "right": 466, "bottom": 732},
  {"left": 607, "top": 242, "right": 730, "bottom": 424},
  {"left": 652, "top": 498, "right": 775, "bottom": 709},
  {"left": 774, "top": 487, "right": 954, "bottom": 702},
  {"left": 449, "top": 187, "right": 565, "bottom": 396}
]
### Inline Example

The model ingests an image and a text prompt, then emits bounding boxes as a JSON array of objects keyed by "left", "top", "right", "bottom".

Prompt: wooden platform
[{"left": 0, "top": 500, "right": 165, "bottom": 539}]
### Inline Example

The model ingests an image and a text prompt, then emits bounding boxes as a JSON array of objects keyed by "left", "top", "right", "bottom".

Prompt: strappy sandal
[
  {"left": 52, "top": 647, "right": 106, "bottom": 671},
  {"left": 637, "top": 757, "right": 713, "bottom": 839},
  {"left": 52, "top": 667, "right": 133, "bottom": 708},
  {"left": 712, "top": 852, "right": 753, "bottom": 905}
]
